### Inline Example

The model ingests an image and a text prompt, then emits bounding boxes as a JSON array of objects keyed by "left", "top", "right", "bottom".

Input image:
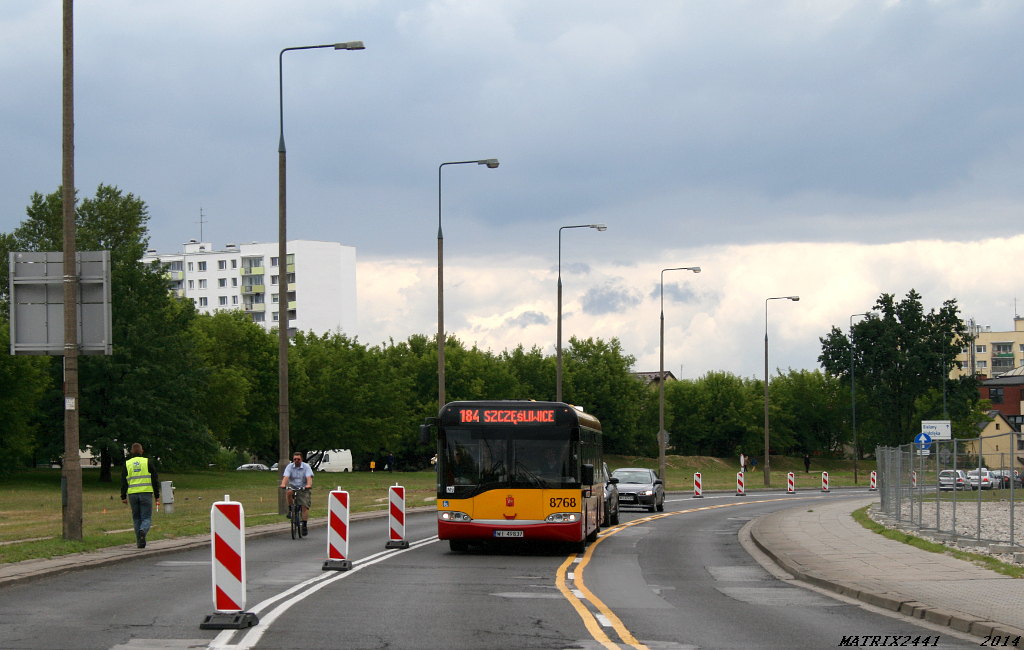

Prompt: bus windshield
[{"left": 442, "top": 425, "right": 578, "bottom": 493}]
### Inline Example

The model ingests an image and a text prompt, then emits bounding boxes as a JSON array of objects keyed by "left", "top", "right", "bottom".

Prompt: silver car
[
  {"left": 966, "top": 469, "right": 995, "bottom": 490},
  {"left": 938, "top": 469, "right": 971, "bottom": 491}
]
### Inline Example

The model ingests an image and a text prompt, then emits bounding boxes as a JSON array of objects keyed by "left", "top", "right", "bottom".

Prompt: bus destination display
[{"left": 459, "top": 408, "right": 555, "bottom": 424}]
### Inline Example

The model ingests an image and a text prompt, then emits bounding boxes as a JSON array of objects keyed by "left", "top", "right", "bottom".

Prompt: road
[{"left": 0, "top": 490, "right": 978, "bottom": 649}]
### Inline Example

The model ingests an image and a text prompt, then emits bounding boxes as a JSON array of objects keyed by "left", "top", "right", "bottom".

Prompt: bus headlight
[
  {"left": 439, "top": 511, "right": 471, "bottom": 522},
  {"left": 545, "top": 512, "right": 580, "bottom": 523}
]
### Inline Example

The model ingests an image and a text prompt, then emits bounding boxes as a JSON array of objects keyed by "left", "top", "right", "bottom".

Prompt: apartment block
[
  {"left": 952, "top": 318, "right": 1024, "bottom": 379},
  {"left": 143, "top": 239, "right": 356, "bottom": 337}
]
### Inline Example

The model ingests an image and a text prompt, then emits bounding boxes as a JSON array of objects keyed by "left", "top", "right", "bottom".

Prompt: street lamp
[
  {"left": 437, "top": 159, "right": 500, "bottom": 412},
  {"left": 850, "top": 311, "right": 872, "bottom": 484},
  {"left": 556, "top": 224, "right": 607, "bottom": 402},
  {"left": 659, "top": 266, "right": 701, "bottom": 483},
  {"left": 277, "top": 40, "right": 364, "bottom": 514},
  {"left": 764, "top": 295, "right": 799, "bottom": 486}
]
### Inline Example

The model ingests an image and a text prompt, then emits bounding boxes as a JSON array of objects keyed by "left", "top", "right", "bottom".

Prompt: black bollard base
[{"left": 200, "top": 612, "right": 259, "bottom": 630}]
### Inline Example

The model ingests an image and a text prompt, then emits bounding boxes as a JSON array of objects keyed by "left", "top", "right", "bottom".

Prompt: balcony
[
  {"left": 286, "top": 263, "right": 295, "bottom": 273},
  {"left": 287, "top": 283, "right": 296, "bottom": 291},
  {"left": 288, "top": 301, "right": 297, "bottom": 309},
  {"left": 242, "top": 285, "right": 266, "bottom": 294},
  {"left": 994, "top": 352, "right": 1015, "bottom": 358},
  {"left": 243, "top": 303, "right": 266, "bottom": 313},
  {"left": 241, "top": 266, "right": 265, "bottom": 276}
]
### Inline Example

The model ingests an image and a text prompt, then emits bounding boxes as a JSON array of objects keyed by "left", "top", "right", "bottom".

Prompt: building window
[
  {"left": 231, "top": 259, "right": 237, "bottom": 269},
  {"left": 168, "top": 261, "right": 183, "bottom": 271},
  {"left": 1018, "top": 439, "right": 1024, "bottom": 451},
  {"left": 992, "top": 357, "right": 1014, "bottom": 370},
  {"left": 199, "top": 297, "right": 208, "bottom": 307},
  {"left": 272, "top": 311, "right": 279, "bottom": 322},
  {"left": 187, "top": 262, "right": 194, "bottom": 272},
  {"left": 199, "top": 279, "right": 207, "bottom": 289},
  {"left": 977, "top": 360, "right": 988, "bottom": 369},
  {"left": 219, "top": 296, "right": 228, "bottom": 306},
  {"left": 990, "top": 387, "right": 1004, "bottom": 404},
  {"left": 271, "top": 275, "right": 279, "bottom": 285},
  {"left": 253, "top": 312, "right": 265, "bottom": 323},
  {"left": 232, "top": 278, "right": 238, "bottom": 287},
  {"left": 218, "top": 278, "right": 227, "bottom": 288},
  {"left": 198, "top": 261, "right": 207, "bottom": 271},
  {"left": 218, "top": 260, "right": 227, "bottom": 270},
  {"left": 994, "top": 343, "right": 1013, "bottom": 354},
  {"left": 287, "top": 254, "right": 295, "bottom": 265},
  {"left": 232, "top": 295, "right": 238, "bottom": 305},
  {"left": 286, "top": 273, "right": 295, "bottom": 284},
  {"left": 272, "top": 293, "right": 279, "bottom": 303},
  {"left": 976, "top": 345, "right": 987, "bottom": 353},
  {"left": 188, "top": 280, "right": 194, "bottom": 289},
  {"left": 271, "top": 257, "right": 279, "bottom": 267}
]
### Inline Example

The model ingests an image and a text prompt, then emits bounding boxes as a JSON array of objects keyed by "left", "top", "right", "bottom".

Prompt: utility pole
[{"left": 62, "top": 0, "right": 83, "bottom": 541}]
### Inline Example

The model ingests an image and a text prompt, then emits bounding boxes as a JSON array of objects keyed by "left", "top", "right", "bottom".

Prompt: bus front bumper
[{"left": 438, "top": 520, "right": 582, "bottom": 542}]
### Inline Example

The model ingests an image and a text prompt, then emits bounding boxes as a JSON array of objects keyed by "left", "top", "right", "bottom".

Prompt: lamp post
[
  {"left": 659, "top": 267, "right": 701, "bottom": 482},
  {"left": 850, "top": 311, "right": 872, "bottom": 484},
  {"left": 437, "top": 159, "right": 499, "bottom": 412},
  {"left": 277, "top": 40, "right": 364, "bottom": 514},
  {"left": 556, "top": 224, "right": 607, "bottom": 402},
  {"left": 764, "top": 296, "right": 799, "bottom": 486}
]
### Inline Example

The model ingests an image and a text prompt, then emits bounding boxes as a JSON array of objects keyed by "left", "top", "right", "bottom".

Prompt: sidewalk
[
  {"left": 0, "top": 505, "right": 434, "bottom": 589},
  {"left": 750, "top": 496, "right": 1024, "bottom": 640}
]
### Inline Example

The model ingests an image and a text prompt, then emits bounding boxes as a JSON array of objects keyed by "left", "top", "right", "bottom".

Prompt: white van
[{"left": 308, "top": 449, "right": 353, "bottom": 472}]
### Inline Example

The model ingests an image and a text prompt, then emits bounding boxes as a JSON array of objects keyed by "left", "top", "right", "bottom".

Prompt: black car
[
  {"left": 602, "top": 462, "right": 620, "bottom": 526},
  {"left": 612, "top": 467, "right": 665, "bottom": 513}
]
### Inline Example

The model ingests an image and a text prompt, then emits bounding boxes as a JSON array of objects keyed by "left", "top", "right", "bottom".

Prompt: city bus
[{"left": 426, "top": 400, "right": 605, "bottom": 552}]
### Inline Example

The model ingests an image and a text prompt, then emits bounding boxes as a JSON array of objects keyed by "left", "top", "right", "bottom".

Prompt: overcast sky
[{"left": 3, "top": 1, "right": 1023, "bottom": 380}]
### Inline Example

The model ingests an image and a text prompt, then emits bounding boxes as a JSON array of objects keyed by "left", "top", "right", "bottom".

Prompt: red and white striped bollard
[
  {"left": 787, "top": 472, "right": 795, "bottom": 494},
  {"left": 821, "top": 471, "right": 830, "bottom": 492},
  {"left": 385, "top": 484, "right": 409, "bottom": 549},
  {"left": 693, "top": 472, "right": 703, "bottom": 498},
  {"left": 869, "top": 470, "right": 877, "bottom": 491},
  {"left": 200, "top": 495, "right": 258, "bottom": 630},
  {"left": 911, "top": 471, "right": 917, "bottom": 488},
  {"left": 735, "top": 471, "right": 745, "bottom": 496},
  {"left": 323, "top": 488, "right": 352, "bottom": 571}
]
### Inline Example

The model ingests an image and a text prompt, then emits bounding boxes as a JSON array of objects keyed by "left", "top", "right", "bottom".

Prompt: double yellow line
[{"left": 555, "top": 496, "right": 823, "bottom": 649}]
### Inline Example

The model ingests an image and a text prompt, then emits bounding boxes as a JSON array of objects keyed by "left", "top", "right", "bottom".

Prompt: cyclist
[{"left": 280, "top": 451, "right": 313, "bottom": 535}]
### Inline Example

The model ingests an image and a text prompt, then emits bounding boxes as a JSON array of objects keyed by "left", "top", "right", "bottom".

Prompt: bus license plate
[{"left": 494, "top": 530, "right": 523, "bottom": 538}]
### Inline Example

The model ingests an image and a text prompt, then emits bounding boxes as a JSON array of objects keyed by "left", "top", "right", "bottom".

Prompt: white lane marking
[
  {"left": 571, "top": 589, "right": 585, "bottom": 598},
  {"left": 212, "top": 537, "right": 439, "bottom": 649},
  {"left": 595, "top": 613, "right": 613, "bottom": 627},
  {"left": 567, "top": 572, "right": 574, "bottom": 580}
]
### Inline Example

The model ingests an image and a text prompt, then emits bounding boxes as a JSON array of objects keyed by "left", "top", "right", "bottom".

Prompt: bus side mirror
[
  {"left": 419, "top": 424, "right": 431, "bottom": 446},
  {"left": 581, "top": 464, "right": 594, "bottom": 486}
]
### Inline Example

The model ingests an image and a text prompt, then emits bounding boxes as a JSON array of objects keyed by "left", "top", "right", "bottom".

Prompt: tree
[
  {"left": 767, "top": 368, "right": 849, "bottom": 456},
  {"left": 665, "top": 371, "right": 761, "bottom": 457},
  {"left": 0, "top": 321, "right": 51, "bottom": 475},
  {"left": 818, "top": 289, "right": 968, "bottom": 449}
]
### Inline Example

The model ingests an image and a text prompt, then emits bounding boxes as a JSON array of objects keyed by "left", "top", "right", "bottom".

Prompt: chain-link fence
[{"left": 876, "top": 433, "right": 1023, "bottom": 548}]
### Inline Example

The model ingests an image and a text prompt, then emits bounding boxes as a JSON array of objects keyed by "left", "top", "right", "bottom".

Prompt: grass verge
[{"left": 851, "top": 505, "right": 1024, "bottom": 579}]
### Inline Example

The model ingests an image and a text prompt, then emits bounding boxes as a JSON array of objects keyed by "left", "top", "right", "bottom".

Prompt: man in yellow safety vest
[{"left": 121, "top": 443, "right": 161, "bottom": 548}]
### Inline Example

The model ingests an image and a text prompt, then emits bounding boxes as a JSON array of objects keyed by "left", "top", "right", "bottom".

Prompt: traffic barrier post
[
  {"left": 787, "top": 472, "right": 795, "bottom": 494},
  {"left": 735, "top": 471, "right": 745, "bottom": 496},
  {"left": 323, "top": 488, "right": 352, "bottom": 571},
  {"left": 385, "top": 484, "right": 409, "bottom": 549},
  {"left": 821, "top": 471, "right": 830, "bottom": 492},
  {"left": 693, "top": 472, "right": 703, "bottom": 498},
  {"left": 911, "top": 470, "right": 917, "bottom": 489},
  {"left": 200, "top": 495, "right": 258, "bottom": 630},
  {"left": 869, "top": 470, "right": 877, "bottom": 491}
]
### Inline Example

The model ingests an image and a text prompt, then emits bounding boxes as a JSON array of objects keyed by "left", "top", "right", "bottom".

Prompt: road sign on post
[
  {"left": 921, "top": 421, "right": 951, "bottom": 440},
  {"left": 914, "top": 432, "right": 932, "bottom": 450}
]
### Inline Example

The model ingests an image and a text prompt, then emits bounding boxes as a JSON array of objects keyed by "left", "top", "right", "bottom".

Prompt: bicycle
[{"left": 287, "top": 486, "right": 310, "bottom": 540}]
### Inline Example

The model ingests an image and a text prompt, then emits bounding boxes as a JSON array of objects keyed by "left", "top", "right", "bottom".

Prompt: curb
[
  {"left": 748, "top": 508, "right": 1024, "bottom": 641},
  {"left": 0, "top": 504, "right": 436, "bottom": 589}
]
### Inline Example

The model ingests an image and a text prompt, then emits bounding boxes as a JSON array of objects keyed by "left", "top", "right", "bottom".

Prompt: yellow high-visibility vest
[{"left": 125, "top": 457, "right": 153, "bottom": 495}]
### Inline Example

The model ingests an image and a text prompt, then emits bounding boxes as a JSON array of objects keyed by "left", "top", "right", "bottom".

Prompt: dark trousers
[{"left": 129, "top": 493, "right": 154, "bottom": 537}]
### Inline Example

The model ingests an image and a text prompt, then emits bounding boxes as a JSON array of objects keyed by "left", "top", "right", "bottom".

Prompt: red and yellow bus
[{"left": 430, "top": 401, "right": 604, "bottom": 552}]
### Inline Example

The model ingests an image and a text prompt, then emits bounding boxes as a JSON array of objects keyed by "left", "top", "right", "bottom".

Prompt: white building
[{"left": 143, "top": 240, "right": 356, "bottom": 337}]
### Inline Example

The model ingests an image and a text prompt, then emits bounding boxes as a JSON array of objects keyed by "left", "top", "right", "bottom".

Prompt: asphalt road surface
[{"left": 0, "top": 490, "right": 980, "bottom": 649}]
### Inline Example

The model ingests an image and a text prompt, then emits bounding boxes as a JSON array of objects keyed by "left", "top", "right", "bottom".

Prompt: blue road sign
[{"left": 914, "top": 432, "right": 932, "bottom": 450}]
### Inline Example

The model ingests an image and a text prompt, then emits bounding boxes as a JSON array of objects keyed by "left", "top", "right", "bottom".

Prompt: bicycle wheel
[{"left": 290, "top": 505, "right": 299, "bottom": 540}]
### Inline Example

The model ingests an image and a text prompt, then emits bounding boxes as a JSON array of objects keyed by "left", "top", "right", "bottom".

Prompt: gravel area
[{"left": 870, "top": 499, "right": 1024, "bottom": 564}]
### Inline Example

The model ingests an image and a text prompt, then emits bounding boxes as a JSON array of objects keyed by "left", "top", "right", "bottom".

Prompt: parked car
[
  {"left": 612, "top": 467, "right": 665, "bottom": 512},
  {"left": 602, "top": 462, "right": 620, "bottom": 526},
  {"left": 989, "top": 469, "right": 1023, "bottom": 489},
  {"left": 236, "top": 463, "right": 270, "bottom": 471},
  {"left": 270, "top": 462, "right": 279, "bottom": 471},
  {"left": 938, "top": 469, "right": 972, "bottom": 491},
  {"left": 966, "top": 469, "right": 995, "bottom": 490}
]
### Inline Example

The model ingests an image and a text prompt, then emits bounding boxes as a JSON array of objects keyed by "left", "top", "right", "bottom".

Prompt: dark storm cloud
[
  {"left": 502, "top": 310, "right": 550, "bottom": 329},
  {"left": 580, "top": 280, "right": 643, "bottom": 315}
]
